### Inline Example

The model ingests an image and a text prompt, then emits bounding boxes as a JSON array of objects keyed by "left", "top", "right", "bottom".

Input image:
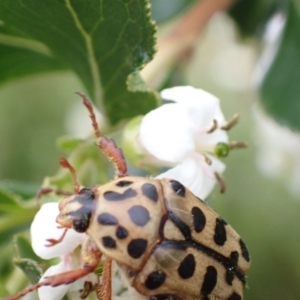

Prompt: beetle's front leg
[{"left": 6, "top": 238, "right": 102, "bottom": 300}]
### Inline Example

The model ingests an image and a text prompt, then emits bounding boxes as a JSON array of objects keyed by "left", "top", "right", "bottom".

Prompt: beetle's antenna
[
  {"left": 60, "top": 157, "right": 80, "bottom": 194},
  {"left": 76, "top": 92, "right": 128, "bottom": 178}
]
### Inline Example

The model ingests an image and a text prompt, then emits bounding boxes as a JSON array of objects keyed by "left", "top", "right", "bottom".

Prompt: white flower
[
  {"left": 30, "top": 203, "right": 95, "bottom": 300},
  {"left": 253, "top": 105, "right": 300, "bottom": 197},
  {"left": 138, "top": 86, "right": 228, "bottom": 199},
  {"left": 31, "top": 203, "right": 85, "bottom": 259}
]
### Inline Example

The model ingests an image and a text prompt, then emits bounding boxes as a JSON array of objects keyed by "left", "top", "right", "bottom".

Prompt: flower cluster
[
  {"left": 253, "top": 105, "right": 300, "bottom": 197},
  {"left": 31, "top": 86, "right": 240, "bottom": 300},
  {"left": 124, "top": 85, "right": 238, "bottom": 199}
]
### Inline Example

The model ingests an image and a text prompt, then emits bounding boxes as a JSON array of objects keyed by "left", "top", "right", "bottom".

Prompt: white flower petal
[
  {"left": 140, "top": 103, "right": 195, "bottom": 163},
  {"left": 156, "top": 155, "right": 225, "bottom": 199},
  {"left": 38, "top": 262, "right": 69, "bottom": 300},
  {"left": 157, "top": 157, "right": 205, "bottom": 198},
  {"left": 161, "top": 86, "right": 225, "bottom": 129},
  {"left": 31, "top": 202, "right": 86, "bottom": 259},
  {"left": 200, "top": 155, "right": 226, "bottom": 199}
]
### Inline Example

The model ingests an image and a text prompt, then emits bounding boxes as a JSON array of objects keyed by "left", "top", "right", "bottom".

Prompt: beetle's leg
[
  {"left": 76, "top": 92, "right": 128, "bottom": 178},
  {"left": 6, "top": 238, "right": 102, "bottom": 300},
  {"left": 96, "top": 257, "right": 112, "bottom": 300},
  {"left": 59, "top": 157, "right": 81, "bottom": 193},
  {"left": 44, "top": 227, "right": 68, "bottom": 247}
]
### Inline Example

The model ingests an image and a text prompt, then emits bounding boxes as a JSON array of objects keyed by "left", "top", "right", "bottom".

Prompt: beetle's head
[{"left": 56, "top": 188, "right": 95, "bottom": 233}]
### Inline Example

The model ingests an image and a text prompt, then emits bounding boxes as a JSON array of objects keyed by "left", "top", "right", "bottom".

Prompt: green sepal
[{"left": 13, "top": 257, "right": 42, "bottom": 284}]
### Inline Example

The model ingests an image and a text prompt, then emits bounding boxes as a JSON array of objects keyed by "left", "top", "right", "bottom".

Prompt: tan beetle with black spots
[{"left": 7, "top": 93, "right": 250, "bottom": 300}]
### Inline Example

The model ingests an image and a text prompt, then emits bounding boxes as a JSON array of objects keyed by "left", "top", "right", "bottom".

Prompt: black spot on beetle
[
  {"left": 200, "top": 266, "right": 217, "bottom": 297},
  {"left": 116, "top": 180, "right": 133, "bottom": 187},
  {"left": 226, "top": 251, "right": 239, "bottom": 286},
  {"left": 104, "top": 188, "right": 137, "bottom": 201},
  {"left": 226, "top": 269, "right": 234, "bottom": 285},
  {"left": 178, "top": 253, "right": 196, "bottom": 279},
  {"left": 145, "top": 271, "right": 166, "bottom": 290},
  {"left": 170, "top": 180, "right": 185, "bottom": 197},
  {"left": 127, "top": 238, "right": 148, "bottom": 258},
  {"left": 230, "top": 251, "right": 239, "bottom": 267},
  {"left": 102, "top": 236, "right": 116, "bottom": 249},
  {"left": 152, "top": 296, "right": 181, "bottom": 300},
  {"left": 214, "top": 218, "right": 227, "bottom": 246},
  {"left": 165, "top": 200, "right": 191, "bottom": 239},
  {"left": 239, "top": 238, "right": 250, "bottom": 262},
  {"left": 142, "top": 183, "right": 159, "bottom": 202},
  {"left": 97, "top": 213, "right": 118, "bottom": 225},
  {"left": 228, "top": 292, "right": 242, "bottom": 300},
  {"left": 116, "top": 225, "right": 128, "bottom": 239},
  {"left": 192, "top": 206, "right": 206, "bottom": 233},
  {"left": 128, "top": 205, "right": 150, "bottom": 226},
  {"left": 151, "top": 296, "right": 174, "bottom": 300}
]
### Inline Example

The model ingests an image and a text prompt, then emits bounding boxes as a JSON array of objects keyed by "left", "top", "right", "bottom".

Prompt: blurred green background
[{"left": 1, "top": 0, "right": 300, "bottom": 299}]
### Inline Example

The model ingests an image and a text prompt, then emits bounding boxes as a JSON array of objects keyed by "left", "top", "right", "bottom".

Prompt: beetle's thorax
[{"left": 57, "top": 188, "right": 96, "bottom": 233}]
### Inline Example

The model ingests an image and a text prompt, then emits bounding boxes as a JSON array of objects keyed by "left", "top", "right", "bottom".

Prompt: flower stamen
[
  {"left": 214, "top": 172, "right": 226, "bottom": 193},
  {"left": 229, "top": 141, "right": 248, "bottom": 149},
  {"left": 221, "top": 114, "right": 240, "bottom": 131},
  {"left": 202, "top": 153, "right": 212, "bottom": 165},
  {"left": 207, "top": 119, "right": 218, "bottom": 133}
]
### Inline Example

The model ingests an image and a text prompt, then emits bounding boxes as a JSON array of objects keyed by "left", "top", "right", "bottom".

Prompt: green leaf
[
  {"left": 229, "top": 0, "right": 277, "bottom": 37},
  {"left": 0, "top": 0, "right": 159, "bottom": 124},
  {"left": 0, "top": 212, "right": 37, "bottom": 243},
  {"left": 13, "top": 235, "right": 41, "bottom": 263},
  {"left": 13, "top": 257, "right": 42, "bottom": 284},
  {"left": 0, "top": 180, "right": 39, "bottom": 200},
  {"left": 127, "top": 72, "right": 149, "bottom": 92},
  {"left": 260, "top": 1, "right": 300, "bottom": 131},
  {"left": 0, "top": 186, "right": 22, "bottom": 213},
  {"left": 0, "top": 39, "right": 66, "bottom": 84}
]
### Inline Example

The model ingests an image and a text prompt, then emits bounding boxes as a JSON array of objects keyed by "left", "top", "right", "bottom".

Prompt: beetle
[{"left": 7, "top": 92, "right": 250, "bottom": 300}]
